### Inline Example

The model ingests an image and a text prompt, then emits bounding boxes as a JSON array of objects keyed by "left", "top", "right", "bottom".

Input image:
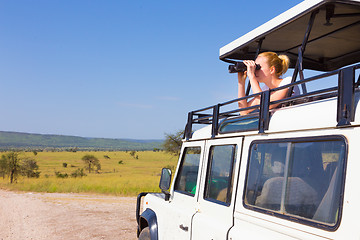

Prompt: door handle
[{"left": 179, "top": 224, "right": 189, "bottom": 232}]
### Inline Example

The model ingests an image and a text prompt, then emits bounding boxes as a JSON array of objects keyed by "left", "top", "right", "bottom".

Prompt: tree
[
  {"left": 21, "top": 158, "right": 40, "bottom": 178},
  {"left": 129, "top": 151, "right": 136, "bottom": 158},
  {"left": 163, "top": 130, "right": 184, "bottom": 156},
  {"left": 81, "top": 154, "right": 101, "bottom": 173},
  {"left": 0, "top": 152, "right": 40, "bottom": 182},
  {"left": 0, "top": 155, "right": 7, "bottom": 179},
  {"left": 1, "top": 152, "right": 21, "bottom": 183}
]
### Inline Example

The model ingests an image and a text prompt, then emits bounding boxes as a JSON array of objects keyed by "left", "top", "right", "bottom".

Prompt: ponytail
[{"left": 278, "top": 54, "right": 290, "bottom": 76}]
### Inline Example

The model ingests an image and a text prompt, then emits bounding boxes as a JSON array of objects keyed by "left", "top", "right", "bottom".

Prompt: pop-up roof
[{"left": 219, "top": 0, "right": 360, "bottom": 71}]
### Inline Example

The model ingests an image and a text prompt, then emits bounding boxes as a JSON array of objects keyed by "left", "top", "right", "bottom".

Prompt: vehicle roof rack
[{"left": 184, "top": 64, "right": 360, "bottom": 140}]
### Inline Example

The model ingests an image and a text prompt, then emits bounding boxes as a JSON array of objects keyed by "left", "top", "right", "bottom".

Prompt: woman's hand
[
  {"left": 243, "top": 60, "right": 257, "bottom": 79},
  {"left": 237, "top": 71, "right": 247, "bottom": 84}
]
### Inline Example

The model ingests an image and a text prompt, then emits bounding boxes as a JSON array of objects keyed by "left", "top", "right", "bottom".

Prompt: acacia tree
[
  {"left": 0, "top": 152, "right": 40, "bottom": 182},
  {"left": 163, "top": 130, "right": 184, "bottom": 156},
  {"left": 0, "top": 155, "right": 7, "bottom": 179},
  {"left": 81, "top": 154, "right": 101, "bottom": 173},
  {"left": 1, "top": 152, "right": 21, "bottom": 183},
  {"left": 129, "top": 151, "right": 136, "bottom": 158}
]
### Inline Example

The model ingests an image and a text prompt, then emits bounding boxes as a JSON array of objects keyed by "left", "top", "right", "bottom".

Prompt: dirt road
[{"left": 0, "top": 189, "right": 138, "bottom": 240}]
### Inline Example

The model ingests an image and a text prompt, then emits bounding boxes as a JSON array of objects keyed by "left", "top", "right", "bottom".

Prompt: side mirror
[
  {"left": 159, "top": 168, "right": 172, "bottom": 201},
  {"left": 159, "top": 168, "right": 172, "bottom": 190}
]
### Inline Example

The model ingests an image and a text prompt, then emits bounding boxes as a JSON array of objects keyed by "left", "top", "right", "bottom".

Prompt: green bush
[
  {"left": 55, "top": 171, "right": 68, "bottom": 178},
  {"left": 70, "top": 168, "right": 86, "bottom": 178}
]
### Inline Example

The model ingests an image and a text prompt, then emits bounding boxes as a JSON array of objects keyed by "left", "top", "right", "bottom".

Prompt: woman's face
[{"left": 254, "top": 56, "right": 272, "bottom": 83}]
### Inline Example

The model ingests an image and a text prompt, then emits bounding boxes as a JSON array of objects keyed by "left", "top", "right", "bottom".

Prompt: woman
[{"left": 237, "top": 52, "right": 297, "bottom": 115}]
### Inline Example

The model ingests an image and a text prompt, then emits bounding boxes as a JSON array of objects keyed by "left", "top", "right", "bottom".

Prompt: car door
[
  {"left": 160, "top": 140, "right": 205, "bottom": 240},
  {"left": 191, "top": 137, "right": 242, "bottom": 240}
]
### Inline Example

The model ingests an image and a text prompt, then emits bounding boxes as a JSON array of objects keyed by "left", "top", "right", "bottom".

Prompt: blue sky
[{"left": 0, "top": 0, "right": 303, "bottom": 139}]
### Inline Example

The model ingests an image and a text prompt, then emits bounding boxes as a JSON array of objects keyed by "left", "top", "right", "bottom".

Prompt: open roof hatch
[{"left": 220, "top": 0, "right": 360, "bottom": 72}]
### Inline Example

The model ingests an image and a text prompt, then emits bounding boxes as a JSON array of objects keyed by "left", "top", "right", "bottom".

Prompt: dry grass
[{"left": 0, "top": 151, "right": 178, "bottom": 196}]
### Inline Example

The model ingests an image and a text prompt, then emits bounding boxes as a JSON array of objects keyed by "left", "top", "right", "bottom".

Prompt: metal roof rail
[{"left": 184, "top": 64, "right": 360, "bottom": 139}]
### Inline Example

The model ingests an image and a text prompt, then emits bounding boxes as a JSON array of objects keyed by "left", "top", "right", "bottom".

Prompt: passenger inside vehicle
[
  {"left": 251, "top": 142, "right": 343, "bottom": 220},
  {"left": 255, "top": 155, "right": 319, "bottom": 219}
]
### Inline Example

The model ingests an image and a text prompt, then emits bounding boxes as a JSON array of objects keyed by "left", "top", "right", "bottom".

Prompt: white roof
[{"left": 220, "top": 0, "right": 323, "bottom": 57}]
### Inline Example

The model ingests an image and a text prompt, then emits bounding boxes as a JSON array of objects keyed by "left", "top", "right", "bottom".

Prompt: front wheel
[{"left": 139, "top": 227, "right": 150, "bottom": 240}]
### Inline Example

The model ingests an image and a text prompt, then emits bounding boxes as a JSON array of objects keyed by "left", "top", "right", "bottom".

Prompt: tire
[{"left": 139, "top": 226, "right": 150, "bottom": 240}]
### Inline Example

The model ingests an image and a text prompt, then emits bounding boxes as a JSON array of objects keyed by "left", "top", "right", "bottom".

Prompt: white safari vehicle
[{"left": 136, "top": 0, "right": 360, "bottom": 239}]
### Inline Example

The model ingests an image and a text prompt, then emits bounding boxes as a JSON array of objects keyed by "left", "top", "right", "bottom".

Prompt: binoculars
[{"left": 228, "top": 62, "right": 261, "bottom": 73}]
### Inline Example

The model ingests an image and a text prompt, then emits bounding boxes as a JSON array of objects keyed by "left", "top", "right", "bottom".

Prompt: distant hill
[{"left": 0, "top": 131, "right": 164, "bottom": 151}]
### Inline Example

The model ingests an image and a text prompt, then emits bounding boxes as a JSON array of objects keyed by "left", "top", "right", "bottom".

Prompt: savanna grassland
[{"left": 0, "top": 151, "right": 178, "bottom": 196}]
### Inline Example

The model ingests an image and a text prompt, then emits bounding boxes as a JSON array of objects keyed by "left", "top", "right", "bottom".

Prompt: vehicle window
[
  {"left": 219, "top": 115, "right": 259, "bottom": 133},
  {"left": 244, "top": 137, "right": 346, "bottom": 228},
  {"left": 204, "top": 145, "right": 237, "bottom": 205},
  {"left": 174, "top": 147, "right": 201, "bottom": 196}
]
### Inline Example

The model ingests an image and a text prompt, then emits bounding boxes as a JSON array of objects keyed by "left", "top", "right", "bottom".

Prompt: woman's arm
[
  {"left": 237, "top": 71, "right": 248, "bottom": 109},
  {"left": 238, "top": 61, "right": 262, "bottom": 115},
  {"left": 268, "top": 87, "right": 288, "bottom": 109}
]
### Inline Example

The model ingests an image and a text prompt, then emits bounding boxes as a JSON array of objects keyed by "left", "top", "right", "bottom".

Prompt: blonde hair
[{"left": 258, "top": 52, "right": 290, "bottom": 77}]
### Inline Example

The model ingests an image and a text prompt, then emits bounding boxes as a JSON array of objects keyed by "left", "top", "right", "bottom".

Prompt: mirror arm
[{"left": 162, "top": 190, "right": 171, "bottom": 201}]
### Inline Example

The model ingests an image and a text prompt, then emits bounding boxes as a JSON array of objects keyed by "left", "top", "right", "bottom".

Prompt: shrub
[
  {"left": 55, "top": 171, "right": 68, "bottom": 178},
  {"left": 70, "top": 168, "right": 86, "bottom": 178}
]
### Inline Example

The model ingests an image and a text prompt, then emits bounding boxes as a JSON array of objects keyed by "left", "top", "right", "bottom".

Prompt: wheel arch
[{"left": 138, "top": 208, "right": 158, "bottom": 240}]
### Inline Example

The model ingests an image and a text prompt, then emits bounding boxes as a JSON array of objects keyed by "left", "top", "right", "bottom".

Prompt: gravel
[{"left": 0, "top": 189, "right": 138, "bottom": 240}]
